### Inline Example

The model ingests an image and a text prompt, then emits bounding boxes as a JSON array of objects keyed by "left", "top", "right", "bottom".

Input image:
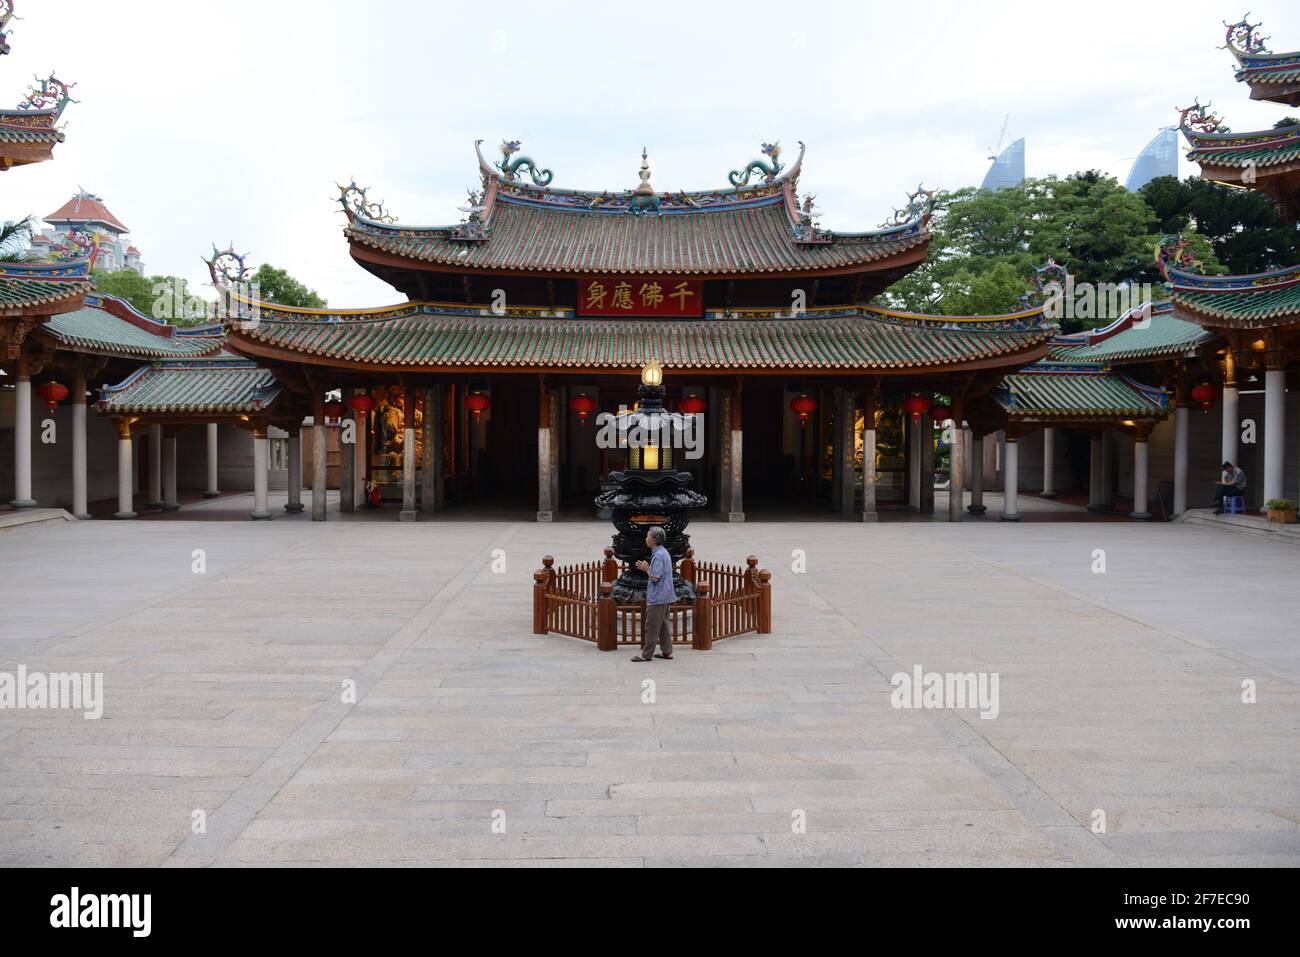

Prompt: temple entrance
[{"left": 743, "top": 379, "right": 794, "bottom": 508}]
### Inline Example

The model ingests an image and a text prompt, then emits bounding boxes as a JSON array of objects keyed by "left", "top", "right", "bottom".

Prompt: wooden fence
[{"left": 533, "top": 548, "right": 771, "bottom": 650}]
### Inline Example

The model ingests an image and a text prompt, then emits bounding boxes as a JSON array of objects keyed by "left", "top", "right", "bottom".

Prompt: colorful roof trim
[
  {"left": 0, "top": 258, "right": 93, "bottom": 314},
  {"left": 1160, "top": 259, "right": 1300, "bottom": 328},
  {"left": 338, "top": 140, "right": 935, "bottom": 277},
  {"left": 37, "top": 295, "right": 224, "bottom": 359},
  {"left": 1048, "top": 301, "right": 1216, "bottom": 363},
  {"left": 222, "top": 302, "right": 1053, "bottom": 373},
  {"left": 97, "top": 357, "right": 281, "bottom": 415},
  {"left": 0, "top": 75, "right": 74, "bottom": 167},
  {"left": 1225, "top": 17, "right": 1300, "bottom": 106},
  {"left": 1177, "top": 101, "right": 1300, "bottom": 172},
  {"left": 995, "top": 364, "right": 1169, "bottom": 419}
]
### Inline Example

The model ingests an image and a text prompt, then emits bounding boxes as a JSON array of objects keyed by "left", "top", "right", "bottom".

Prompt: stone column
[
  {"left": 1041, "top": 427, "right": 1057, "bottom": 498},
  {"left": 1221, "top": 352, "right": 1239, "bottom": 466},
  {"left": 162, "top": 429, "right": 179, "bottom": 511},
  {"left": 422, "top": 386, "right": 443, "bottom": 513},
  {"left": 71, "top": 365, "right": 89, "bottom": 519},
  {"left": 837, "top": 387, "right": 855, "bottom": 518},
  {"left": 537, "top": 383, "right": 554, "bottom": 522},
  {"left": 907, "top": 414, "right": 921, "bottom": 510},
  {"left": 1173, "top": 404, "right": 1190, "bottom": 516},
  {"left": 285, "top": 426, "right": 304, "bottom": 512},
  {"left": 947, "top": 410, "right": 963, "bottom": 523},
  {"left": 968, "top": 434, "right": 986, "bottom": 514},
  {"left": 146, "top": 423, "right": 164, "bottom": 509},
  {"left": 401, "top": 386, "right": 418, "bottom": 522},
  {"left": 718, "top": 391, "right": 732, "bottom": 517},
  {"left": 1087, "top": 433, "right": 1106, "bottom": 513},
  {"left": 920, "top": 411, "right": 935, "bottom": 516},
  {"left": 860, "top": 388, "right": 878, "bottom": 521},
  {"left": 727, "top": 384, "right": 744, "bottom": 522},
  {"left": 312, "top": 397, "right": 327, "bottom": 522},
  {"left": 1100, "top": 431, "right": 1114, "bottom": 509},
  {"left": 1001, "top": 436, "right": 1020, "bottom": 522},
  {"left": 339, "top": 393, "right": 354, "bottom": 514},
  {"left": 354, "top": 394, "right": 368, "bottom": 510},
  {"left": 1130, "top": 426, "right": 1151, "bottom": 520},
  {"left": 250, "top": 426, "right": 271, "bottom": 520},
  {"left": 204, "top": 423, "right": 220, "bottom": 497},
  {"left": 1264, "top": 359, "right": 1287, "bottom": 506},
  {"left": 113, "top": 420, "right": 136, "bottom": 519},
  {"left": 9, "top": 355, "right": 35, "bottom": 508}
]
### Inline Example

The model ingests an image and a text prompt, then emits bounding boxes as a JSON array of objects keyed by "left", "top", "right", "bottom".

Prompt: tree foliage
[
  {"left": 248, "top": 263, "right": 326, "bottom": 308},
  {"left": 92, "top": 270, "right": 214, "bottom": 327}
]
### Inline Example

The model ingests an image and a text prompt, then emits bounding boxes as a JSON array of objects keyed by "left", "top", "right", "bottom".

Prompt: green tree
[
  {"left": 1140, "top": 175, "right": 1300, "bottom": 276},
  {"left": 92, "top": 270, "right": 215, "bottom": 327},
  {"left": 881, "top": 172, "right": 1225, "bottom": 332},
  {"left": 0, "top": 215, "right": 35, "bottom": 261},
  {"left": 248, "top": 263, "right": 326, "bottom": 308}
]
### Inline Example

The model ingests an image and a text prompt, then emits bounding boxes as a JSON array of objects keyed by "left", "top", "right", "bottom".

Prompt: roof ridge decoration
[
  {"left": 1, "top": 0, "right": 13, "bottom": 57},
  {"left": 1177, "top": 99, "right": 1231, "bottom": 137},
  {"left": 497, "top": 139, "right": 553, "bottom": 187},
  {"left": 337, "top": 180, "right": 397, "bottom": 224},
  {"left": 1224, "top": 15, "right": 1271, "bottom": 60},
  {"left": 879, "top": 184, "right": 938, "bottom": 230},
  {"left": 1016, "top": 258, "right": 1070, "bottom": 313},
  {"left": 0, "top": 256, "right": 93, "bottom": 281},
  {"left": 50, "top": 225, "right": 100, "bottom": 270},
  {"left": 728, "top": 142, "right": 784, "bottom": 187},
  {"left": 18, "top": 73, "right": 76, "bottom": 121}
]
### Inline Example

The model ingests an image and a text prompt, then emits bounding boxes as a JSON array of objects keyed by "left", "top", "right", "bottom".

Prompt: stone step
[
  {"left": 0, "top": 507, "right": 77, "bottom": 532},
  {"left": 1177, "top": 508, "right": 1300, "bottom": 545}
]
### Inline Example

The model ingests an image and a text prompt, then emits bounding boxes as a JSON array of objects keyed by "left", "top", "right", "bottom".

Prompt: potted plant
[{"left": 1265, "top": 499, "right": 1297, "bottom": 524}]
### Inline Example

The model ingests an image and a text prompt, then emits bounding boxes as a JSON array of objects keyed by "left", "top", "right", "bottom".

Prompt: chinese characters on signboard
[{"left": 578, "top": 277, "right": 704, "bottom": 318}]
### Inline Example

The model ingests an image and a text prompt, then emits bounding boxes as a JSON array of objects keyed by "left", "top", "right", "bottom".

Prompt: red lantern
[
  {"left": 569, "top": 392, "right": 597, "bottom": 425},
  {"left": 323, "top": 399, "right": 344, "bottom": 422},
  {"left": 346, "top": 393, "right": 375, "bottom": 416},
  {"left": 679, "top": 394, "right": 707, "bottom": 415},
  {"left": 34, "top": 381, "right": 70, "bottom": 414},
  {"left": 929, "top": 403, "right": 952, "bottom": 423},
  {"left": 1190, "top": 382, "right": 1220, "bottom": 413},
  {"left": 903, "top": 395, "right": 930, "bottom": 421},
  {"left": 464, "top": 392, "right": 491, "bottom": 423},
  {"left": 790, "top": 393, "right": 817, "bottom": 429}
]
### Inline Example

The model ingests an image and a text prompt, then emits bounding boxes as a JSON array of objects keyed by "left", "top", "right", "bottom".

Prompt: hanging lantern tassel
[{"left": 790, "top": 393, "right": 817, "bottom": 429}]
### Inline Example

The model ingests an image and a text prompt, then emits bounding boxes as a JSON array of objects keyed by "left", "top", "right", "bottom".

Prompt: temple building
[{"left": 41, "top": 192, "right": 143, "bottom": 274}]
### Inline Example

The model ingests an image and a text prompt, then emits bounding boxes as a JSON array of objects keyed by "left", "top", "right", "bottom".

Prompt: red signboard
[{"left": 578, "top": 277, "right": 704, "bottom": 318}]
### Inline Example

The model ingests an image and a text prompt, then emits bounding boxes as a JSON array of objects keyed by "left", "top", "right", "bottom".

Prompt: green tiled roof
[
  {"left": 347, "top": 193, "right": 930, "bottom": 277},
  {"left": 97, "top": 358, "right": 281, "bottom": 415},
  {"left": 1048, "top": 313, "right": 1215, "bottom": 363},
  {"left": 229, "top": 309, "right": 1053, "bottom": 372},
  {"left": 0, "top": 276, "right": 90, "bottom": 312},
  {"left": 39, "top": 302, "right": 223, "bottom": 359},
  {"left": 996, "top": 365, "right": 1169, "bottom": 419},
  {"left": 1183, "top": 126, "right": 1300, "bottom": 170},
  {"left": 0, "top": 109, "right": 62, "bottom": 146},
  {"left": 1165, "top": 264, "right": 1300, "bottom": 326}
]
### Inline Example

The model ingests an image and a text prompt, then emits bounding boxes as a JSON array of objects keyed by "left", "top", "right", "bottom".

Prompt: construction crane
[{"left": 987, "top": 115, "right": 1010, "bottom": 162}]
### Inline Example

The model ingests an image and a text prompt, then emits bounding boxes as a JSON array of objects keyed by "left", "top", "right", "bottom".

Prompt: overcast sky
[{"left": 6, "top": 0, "right": 1299, "bottom": 307}]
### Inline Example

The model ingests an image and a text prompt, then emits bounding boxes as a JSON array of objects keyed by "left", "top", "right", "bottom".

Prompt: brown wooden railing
[{"left": 533, "top": 548, "right": 771, "bottom": 651}]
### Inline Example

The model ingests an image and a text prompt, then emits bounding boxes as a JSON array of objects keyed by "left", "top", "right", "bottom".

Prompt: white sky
[{"left": 5, "top": 0, "right": 1299, "bottom": 307}]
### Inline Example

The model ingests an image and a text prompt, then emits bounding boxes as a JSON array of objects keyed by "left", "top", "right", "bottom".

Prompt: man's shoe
[{"left": 630, "top": 655, "right": 653, "bottom": 662}]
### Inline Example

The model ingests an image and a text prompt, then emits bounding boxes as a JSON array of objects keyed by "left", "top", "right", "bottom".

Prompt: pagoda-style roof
[
  {"left": 219, "top": 296, "right": 1054, "bottom": 376},
  {"left": 1048, "top": 301, "right": 1217, "bottom": 364},
  {"left": 35, "top": 294, "right": 224, "bottom": 360},
  {"left": 0, "top": 259, "right": 93, "bottom": 316},
  {"left": 0, "top": 75, "right": 74, "bottom": 170},
  {"left": 1225, "top": 17, "right": 1300, "bottom": 107},
  {"left": 993, "top": 363, "right": 1169, "bottom": 421},
  {"left": 1178, "top": 102, "right": 1300, "bottom": 221},
  {"left": 340, "top": 140, "right": 934, "bottom": 289},
  {"left": 1162, "top": 261, "right": 1300, "bottom": 330},
  {"left": 97, "top": 355, "right": 282, "bottom": 416}
]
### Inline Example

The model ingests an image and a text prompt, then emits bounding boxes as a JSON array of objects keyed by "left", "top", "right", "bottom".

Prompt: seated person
[{"left": 1213, "top": 461, "right": 1247, "bottom": 513}]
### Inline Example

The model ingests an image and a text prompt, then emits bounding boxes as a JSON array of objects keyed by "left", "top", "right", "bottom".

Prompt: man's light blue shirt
[{"left": 646, "top": 546, "right": 675, "bottom": 605}]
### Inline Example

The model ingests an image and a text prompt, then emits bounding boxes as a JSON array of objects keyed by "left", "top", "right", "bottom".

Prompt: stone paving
[{"left": 1, "top": 501, "right": 1297, "bottom": 867}]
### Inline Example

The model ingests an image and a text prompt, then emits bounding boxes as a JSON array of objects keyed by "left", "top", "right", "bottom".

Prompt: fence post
[
  {"left": 692, "top": 582, "right": 713, "bottom": 651},
  {"left": 680, "top": 547, "right": 695, "bottom": 585},
  {"left": 744, "top": 555, "right": 758, "bottom": 593},
  {"left": 601, "top": 547, "right": 618, "bottom": 584},
  {"left": 757, "top": 569, "right": 772, "bottom": 634},
  {"left": 542, "top": 555, "right": 556, "bottom": 590},
  {"left": 533, "top": 569, "right": 548, "bottom": 635},
  {"left": 597, "top": 582, "right": 617, "bottom": 651}
]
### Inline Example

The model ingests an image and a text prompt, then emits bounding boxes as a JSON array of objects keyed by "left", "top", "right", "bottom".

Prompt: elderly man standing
[{"left": 631, "top": 526, "right": 675, "bottom": 662}]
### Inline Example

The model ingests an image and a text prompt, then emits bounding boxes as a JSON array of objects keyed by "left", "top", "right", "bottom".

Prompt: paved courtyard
[{"left": 1, "top": 504, "right": 1298, "bottom": 867}]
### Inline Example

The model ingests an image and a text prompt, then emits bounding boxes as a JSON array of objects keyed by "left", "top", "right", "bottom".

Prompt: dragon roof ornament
[
  {"left": 1223, "top": 15, "right": 1271, "bottom": 58},
  {"left": 881, "top": 184, "right": 938, "bottom": 229},
  {"left": 50, "top": 225, "right": 100, "bottom": 268},
  {"left": 497, "top": 139, "right": 553, "bottom": 187},
  {"left": 336, "top": 180, "right": 397, "bottom": 224},
  {"left": 729, "top": 142, "right": 784, "bottom": 188},
  {"left": 204, "top": 244, "right": 253, "bottom": 287},
  {"left": 1177, "top": 100, "right": 1231, "bottom": 135},
  {"left": 18, "top": 74, "right": 76, "bottom": 120},
  {"left": 1, "top": 1, "right": 13, "bottom": 57},
  {"left": 1154, "top": 234, "right": 1206, "bottom": 281},
  {"left": 1018, "top": 258, "right": 1070, "bottom": 313}
]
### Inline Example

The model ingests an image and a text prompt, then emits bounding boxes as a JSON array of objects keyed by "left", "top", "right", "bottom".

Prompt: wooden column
[
  {"left": 860, "top": 386, "right": 878, "bottom": 521},
  {"left": 920, "top": 411, "right": 935, "bottom": 516},
  {"left": 421, "top": 386, "right": 442, "bottom": 514},
  {"left": 145, "top": 423, "right": 163, "bottom": 510},
  {"left": 537, "top": 379, "right": 554, "bottom": 522},
  {"left": 312, "top": 395, "right": 327, "bottom": 522},
  {"left": 204, "top": 422, "right": 220, "bottom": 497},
  {"left": 968, "top": 433, "right": 987, "bottom": 515},
  {"left": 836, "top": 387, "right": 855, "bottom": 518},
  {"left": 1087, "top": 432, "right": 1107, "bottom": 512},
  {"left": 726, "top": 382, "right": 744, "bottom": 523},
  {"left": 162, "top": 427, "right": 180, "bottom": 511},
  {"left": 338, "top": 391, "right": 354, "bottom": 513},
  {"left": 400, "top": 385, "right": 418, "bottom": 521},
  {"left": 1041, "top": 427, "right": 1057, "bottom": 498}
]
